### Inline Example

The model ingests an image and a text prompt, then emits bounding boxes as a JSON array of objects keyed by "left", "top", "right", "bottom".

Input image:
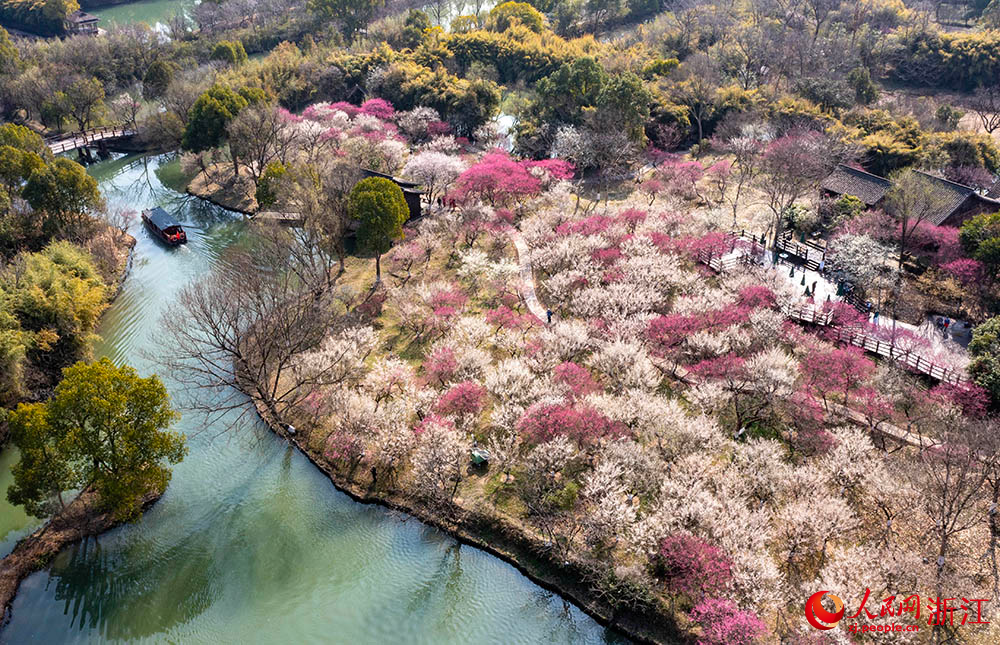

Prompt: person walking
[
  {"left": 546, "top": 309, "right": 552, "bottom": 324},
  {"left": 873, "top": 310, "right": 880, "bottom": 325}
]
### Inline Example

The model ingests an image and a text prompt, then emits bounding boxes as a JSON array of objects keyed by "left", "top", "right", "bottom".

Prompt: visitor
[
  {"left": 873, "top": 310, "right": 880, "bottom": 325},
  {"left": 943, "top": 318, "right": 950, "bottom": 335},
  {"left": 546, "top": 309, "right": 553, "bottom": 324}
]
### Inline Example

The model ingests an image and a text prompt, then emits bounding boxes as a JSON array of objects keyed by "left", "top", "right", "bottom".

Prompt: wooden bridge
[
  {"left": 696, "top": 245, "right": 970, "bottom": 386},
  {"left": 46, "top": 126, "right": 136, "bottom": 155},
  {"left": 783, "top": 303, "right": 969, "bottom": 385}
]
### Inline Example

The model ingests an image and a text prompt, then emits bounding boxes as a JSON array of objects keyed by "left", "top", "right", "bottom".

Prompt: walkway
[
  {"left": 506, "top": 227, "right": 548, "bottom": 323},
  {"left": 46, "top": 126, "right": 135, "bottom": 155},
  {"left": 701, "top": 238, "right": 971, "bottom": 385}
]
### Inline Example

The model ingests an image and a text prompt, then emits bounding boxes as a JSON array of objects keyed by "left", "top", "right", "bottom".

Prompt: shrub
[{"left": 653, "top": 533, "right": 733, "bottom": 600}]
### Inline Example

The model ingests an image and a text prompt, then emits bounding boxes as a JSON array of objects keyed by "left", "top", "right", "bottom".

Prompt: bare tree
[
  {"left": 755, "top": 129, "right": 839, "bottom": 249},
  {"left": 161, "top": 232, "right": 360, "bottom": 431},
  {"left": 967, "top": 84, "right": 1000, "bottom": 135},
  {"left": 911, "top": 417, "right": 994, "bottom": 643},
  {"left": 227, "top": 103, "right": 302, "bottom": 188},
  {"left": 277, "top": 161, "right": 362, "bottom": 275},
  {"left": 667, "top": 53, "right": 721, "bottom": 144},
  {"left": 884, "top": 168, "right": 953, "bottom": 273}
]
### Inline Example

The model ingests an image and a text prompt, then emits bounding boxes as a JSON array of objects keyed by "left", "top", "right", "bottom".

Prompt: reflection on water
[{"left": 0, "top": 154, "right": 626, "bottom": 645}]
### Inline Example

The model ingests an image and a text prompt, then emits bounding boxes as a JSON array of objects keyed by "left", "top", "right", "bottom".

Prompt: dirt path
[{"left": 506, "top": 227, "right": 548, "bottom": 322}]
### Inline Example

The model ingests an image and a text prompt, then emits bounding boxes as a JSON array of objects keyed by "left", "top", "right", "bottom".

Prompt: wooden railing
[
  {"left": 698, "top": 252, "right": 970, "bottom": 386},
  {"left": 46, "top": 126, "right": 135, "bottom": 154}
]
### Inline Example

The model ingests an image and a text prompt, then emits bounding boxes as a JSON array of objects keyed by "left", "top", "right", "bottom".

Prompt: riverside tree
[
  {"left": 349, "top": 176, "right": 409, "bottom": 284},
  {"left": 7, "top": 358, "right": 186, "bottom": 521}
]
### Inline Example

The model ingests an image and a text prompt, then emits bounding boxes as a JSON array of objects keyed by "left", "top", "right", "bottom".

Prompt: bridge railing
[
  {"left": 698, "top": 248, "right": 970, "bottom": 386},
  {"left": 45, "top": 125, "right": 135, "bottom": 154}
]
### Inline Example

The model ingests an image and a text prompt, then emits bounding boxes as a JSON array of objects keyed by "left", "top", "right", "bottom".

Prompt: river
[{"left": 0, "top": 153, "right": 624, "bottom": 643}]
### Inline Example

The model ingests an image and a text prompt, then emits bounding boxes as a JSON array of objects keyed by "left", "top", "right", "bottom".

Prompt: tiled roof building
[
  {"left": 820, "top": 164, "right": 892, "bottom": 206},
  {"left": 821, "top": 164, "right": 1000, "bottom": 227}
]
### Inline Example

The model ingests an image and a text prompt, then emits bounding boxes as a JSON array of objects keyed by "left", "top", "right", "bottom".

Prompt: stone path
[{"left": 506, "top": 227, "right": 548, "bottom": 323}]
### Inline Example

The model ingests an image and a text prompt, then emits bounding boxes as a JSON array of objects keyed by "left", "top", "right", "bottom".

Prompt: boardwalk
[
  {"left": 46, "top": 126, "right": 135, "bottom": 155},
  {"left": 699, "top": 242, "right": 971, "bottom": 386}
]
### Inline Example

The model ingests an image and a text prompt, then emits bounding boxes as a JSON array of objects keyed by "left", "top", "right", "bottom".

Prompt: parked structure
[{"left": 64, "top": 10, "right": 99, "bottom": 35}]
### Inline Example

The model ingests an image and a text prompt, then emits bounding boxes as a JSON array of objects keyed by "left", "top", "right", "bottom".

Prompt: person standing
[{"left": 546, "top": 309, "right": 552, "bottom": 324}]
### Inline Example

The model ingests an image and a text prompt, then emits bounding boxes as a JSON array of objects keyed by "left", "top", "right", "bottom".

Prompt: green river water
[
  {"left": 0, "top": 153, "right": 625, "bottom": 644},
  {"left": 91, "top": 0, "right": 195, "bottom": 31}
]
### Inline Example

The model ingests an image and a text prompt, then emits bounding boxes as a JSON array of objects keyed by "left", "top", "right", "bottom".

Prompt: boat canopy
[{"left": 146, "top": 207, "right": 181, "bottom": 231}]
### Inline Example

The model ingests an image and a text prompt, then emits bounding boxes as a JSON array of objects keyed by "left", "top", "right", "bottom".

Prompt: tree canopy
[
  {"left": 349, "top": 177, "right": 409, "bottom": 282},
  {"left": 181, "top": 85, "right": 250, "bottom": 152},
  {"left": 7, "top": 358, "right": 185, "bottom": 521}
]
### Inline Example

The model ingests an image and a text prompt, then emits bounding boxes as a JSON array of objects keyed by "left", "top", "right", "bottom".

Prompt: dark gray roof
[
  {"left": 362, "top": 168, "right": 424, "bottom": 194},
  {"left": 68, "top": 10, "right": 99, "bottom": 22},
  {"left": 909, "top": 171, "right": 976, "bottom": 226},
  {"left": 820, "top": 164, "right": 892, "bottom": 206},
  {"left": 146, "top": 207, "right": 180, "bottom": 230}
]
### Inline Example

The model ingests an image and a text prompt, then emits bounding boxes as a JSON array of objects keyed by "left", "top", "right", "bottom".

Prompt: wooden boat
[{"left": 142, "top": 207, "right": 187, "bottom": 246}]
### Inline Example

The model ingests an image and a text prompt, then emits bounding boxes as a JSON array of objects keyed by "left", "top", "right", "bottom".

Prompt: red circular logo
[{"left": 805, "top": 591, "right": 845, "bottom": 630}]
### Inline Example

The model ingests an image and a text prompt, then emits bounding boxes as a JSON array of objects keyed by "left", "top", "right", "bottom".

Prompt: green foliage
[
  {"left": 0, "top": 0, "right": 79, "bottom": 36},
  {"left": 893, "top": 30, "right": 1000, "bottom": 90},
  {"left": 400, "top": 9, "right": 431, "bottom": 48},
  {"left": 22, "top": 157, "right": 103, "bottom": 220},
  {"left": 0, "top": 145, "right": 44, "bottom": 199},
  {"left": 794, "top": 77, "right": 852, "bottom": 113},
  {"left": 929, "top": 131, "right": 1000, "bottom": 173},
  {"left": 7, "top": 358, "right": 185, "bottom": 521},
  {"left": 969, "top": 316, "right": 1000, "bottom": 405},
  {"left": 307, "top": 0, "right": 384, "bottom": 39},
  {"left": 0, "top": 123, "right": 46, "bottom": 156},
  {"left": 0, "top": 26, "right": 20, "bottom": 75},
  {"left": 142, "top": 60, "right": 177, "bottom": 99},
  {"left": 450, "top": 15, "right": 479, "bottom": 33},
  {"left": 255, "top": 161, "right": 287, "bottom": 209},
  {"left": 374, "top": 60, "right": 500, "bottom": 136},
  {"left": 486, "top": 1, "right": 545, "bottom": 33},
  {"left": 210, "top": 40, "right": 248, "bottom": 66},
  {"left": 848, "top": 67, "right": 878, "bottom": 106},
  {"left": 830, "top": 194, "right": 866, "bottom": 225},
  {"left": 0, "top": 294, "right": 28, "bottom": 405},
  {"left": 595, "top": 72, "right": 653, "bottom": 142},
  {"left": 64, "top": 76, "right": 106, "bottom": 131},
  {"left": 935, "top": 104, "right": 964, "bottom": 130},
  {"left": 181, "top": 85, "right": 249, "bottom": 151},
  {"left": 530, "top": 57, "right": 651, "bottom": 143},
  {"left": 349, "top": 177, "right": 409, "bottom": 275},
  {"left": 535, "top": 56, "right": 607, "bottom": 125},
  {"left": 641, "top": 57, "right": 679, "bottom": 79},
  {"left": 4, "top": 241, "right": 107, "bottom": 365},
  {"left": 445, "top": 28, "right": 574, "bottom": 84},
  {"left": 845, "top": 110, "right": 927, "bottom": 176}
]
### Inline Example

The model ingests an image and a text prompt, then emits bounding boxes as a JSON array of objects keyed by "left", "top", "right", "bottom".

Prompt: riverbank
[
  {"left": 0, "top": 230, "right": 148, "bottom": 625},
  {"left": 254, "top": 405, "right": 683, "bottom": 645},
  {"left": 186, "top": 164, "right": 257, "bottom": 214},
  {"left": 0, "top": 486, "right": 164, "bottom": 626}
]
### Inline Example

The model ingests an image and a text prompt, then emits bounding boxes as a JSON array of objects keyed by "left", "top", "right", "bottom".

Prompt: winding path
[
  {"left": 511, "top": 224, "right": 931, "bottom": 449},
  {"left": 507, "top": 227, "right": 548, "bottom": 323}
]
